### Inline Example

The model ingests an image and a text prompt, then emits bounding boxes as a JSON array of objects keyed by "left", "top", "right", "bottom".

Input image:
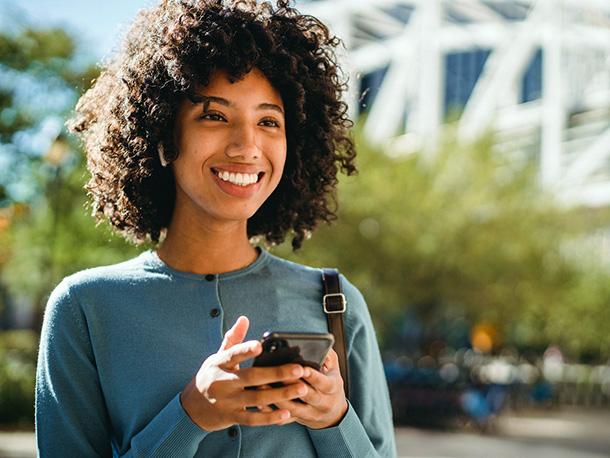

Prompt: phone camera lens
[{"left": 264, "top": 338, "right": 288, "bottom": 354}]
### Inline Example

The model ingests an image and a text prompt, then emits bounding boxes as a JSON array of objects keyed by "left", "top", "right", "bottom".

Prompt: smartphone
[{"left": 252, "top": 331, "right": 335, "bottom": 371}]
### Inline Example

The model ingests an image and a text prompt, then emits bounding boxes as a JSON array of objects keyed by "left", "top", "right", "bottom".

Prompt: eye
[
  {"left": 259, "top": 118, "right": 281, "bottom": 128},
  {"left": 200, "top": 111, "right": 226, "bottom": 122}
]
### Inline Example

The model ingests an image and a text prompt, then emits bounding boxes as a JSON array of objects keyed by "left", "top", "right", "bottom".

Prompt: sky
[{"left": 1, "top": 0, "right": 155, "bottom": 59}]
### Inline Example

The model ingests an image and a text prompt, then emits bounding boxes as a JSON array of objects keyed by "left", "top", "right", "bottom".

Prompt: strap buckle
[{"left": 323, "top": 293, "right": 346, "bottom": 314}]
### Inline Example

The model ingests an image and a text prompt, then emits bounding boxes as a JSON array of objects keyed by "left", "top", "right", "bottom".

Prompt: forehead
[{"left": 195, "top": 68, "right": 283, "bottom": 106}]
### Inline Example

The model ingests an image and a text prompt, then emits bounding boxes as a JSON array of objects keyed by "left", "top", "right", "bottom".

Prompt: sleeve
[
  {"left": 35, "top": 280, "right": 210, "bottom": 458},
  {"left": 307, "top": 277, "right": 397, "bottom": 458}
]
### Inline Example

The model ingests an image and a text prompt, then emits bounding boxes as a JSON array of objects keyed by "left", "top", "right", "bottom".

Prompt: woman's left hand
[{"left": 271, "top": 349, "right": 348, "bottom": 429}]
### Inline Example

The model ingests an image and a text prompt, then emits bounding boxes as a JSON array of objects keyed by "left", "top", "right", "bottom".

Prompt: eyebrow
[
  {"left": 257, "top": 102, "right": 284, "bottom": 115},
  {"left": 194, "top": 95, "right": 284, "bottom": 116}
]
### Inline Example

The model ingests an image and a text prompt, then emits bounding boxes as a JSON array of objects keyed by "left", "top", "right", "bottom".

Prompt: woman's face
[{"left": 171, "top": 68, "right": 287, "bottom": 231}]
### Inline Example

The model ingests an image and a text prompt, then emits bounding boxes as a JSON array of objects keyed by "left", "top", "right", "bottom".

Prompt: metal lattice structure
[{"left": 300, "top": 0, "right": 610, "bottom": 207}]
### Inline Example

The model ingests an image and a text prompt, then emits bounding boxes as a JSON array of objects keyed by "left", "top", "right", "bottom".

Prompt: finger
[
  {"left": 219, "top": 316, "right": 250, "bottom": 352},
  {"left": 233, "top": 408, "right": 291, "bottom": 427},
  {"left": 254, "top": 385, "right": 274, "bottom": 412},
  {"left": 319, "top": 349, "right": 339, "bottom": 374},
  {"left": 238, "top": 364, "right": 304, "bottom": 388},
  {"left": 297, "top": 381, "right": 329, "bottom": 409},
  {"left": 276, "top": 416, "right": 298, "bottom": 426},
  {"left": 273, "top": 398, "right": 309, "bottom": 421},
  {"left": 218, "top": 340, "right": 262, "bottom": 369},
  {"left": 241, "top": 380, "right": 308, "bottom": 407},
  {"left": 302, "top": 365, "right": 341, "bottom": 396}
]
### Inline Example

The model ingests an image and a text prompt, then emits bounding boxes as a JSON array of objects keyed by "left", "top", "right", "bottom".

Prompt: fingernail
[
  {"left": 303, "top": 368, "right": 311, "bottom": 377},
  {"left": 297, "top": 385, "right": 307, "bottom": 395},
  {"left": 292, "top": 366, "right": 303, "bottom": 377},
  {"left": 280, "top": 411, "right": 290, "bottom": 420}
]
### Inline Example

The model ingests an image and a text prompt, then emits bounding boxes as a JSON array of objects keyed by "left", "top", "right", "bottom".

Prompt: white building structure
[{"left": 300, "top": 0, "right": 610, "bottom": 208}]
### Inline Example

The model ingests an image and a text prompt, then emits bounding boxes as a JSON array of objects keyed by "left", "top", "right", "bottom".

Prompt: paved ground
[
  {"left": 394, "top": 407, "right": 610, "bottom": 458},
  {"left": 1, "top": 407, "right": 609, "bottom": 457},
  {"left": 0, "top": 432, "right": 34, "bottom": 458}
]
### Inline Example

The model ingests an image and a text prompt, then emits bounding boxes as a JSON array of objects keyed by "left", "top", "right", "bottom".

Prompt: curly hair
[{"left": 69, "top": 0, "right": 356, "bottom": 249}]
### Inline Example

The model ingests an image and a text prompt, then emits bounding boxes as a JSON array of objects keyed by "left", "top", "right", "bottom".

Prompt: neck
[{"left": 156, "top": 220, "right": 258, "bottom": 275}]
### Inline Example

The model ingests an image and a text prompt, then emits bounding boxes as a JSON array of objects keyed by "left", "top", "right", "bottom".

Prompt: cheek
[
  {"left": 277, "top": 150, "right": 287, "bottom": 174},
  {"left": 274, "top": 141, "right": 288, "bottom": 175},
  {"left": 171, "top": 165, "right": 191, "bottom": 195},
  {"left": 171, "top": 152, "right": 205, "bottom": 192},
  {"left": 272, "top": 155, "right": 287, "bottom": 190},
  {"left": 173, "top": 138, "right": 210, "bottom": 173}
]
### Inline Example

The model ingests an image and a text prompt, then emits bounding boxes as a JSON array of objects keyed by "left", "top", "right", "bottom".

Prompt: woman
[{"left": 36, "top": 0, "right": 396, "bottom": 456}]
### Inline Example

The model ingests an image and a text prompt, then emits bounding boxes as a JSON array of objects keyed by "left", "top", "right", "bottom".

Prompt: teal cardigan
[{"left": 36, "top": 249, "right": 396, "bottom": 457}]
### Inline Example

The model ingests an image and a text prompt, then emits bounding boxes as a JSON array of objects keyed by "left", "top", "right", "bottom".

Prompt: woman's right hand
[{"left": 179, "top": 316, "right": 308, "bottom": 431}]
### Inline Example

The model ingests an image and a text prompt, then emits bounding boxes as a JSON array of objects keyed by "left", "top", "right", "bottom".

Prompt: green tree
[
  {"left": 4, "top": 157, "right": 147, "bottom": 328},
  {"left": 0, "top": 19, "right": 97, "bottom": 204},
  {"left": 0, "top": 17, "right": 143, "bottom": 329},
  {"left": 278, "top": 131, "right": 610, "bottom": 360},
  {"left": 0, "top": 17, "right": 145, "bottom": 426}
]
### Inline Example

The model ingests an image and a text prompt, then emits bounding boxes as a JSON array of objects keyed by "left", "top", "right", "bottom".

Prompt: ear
[{"left": 158, "top": 143, "right": 168, "bottom": 167}]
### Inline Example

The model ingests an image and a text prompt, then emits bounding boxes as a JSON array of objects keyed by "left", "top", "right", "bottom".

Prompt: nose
[{"left": 225, "top": 122, "right": 260, "bottom": 160}]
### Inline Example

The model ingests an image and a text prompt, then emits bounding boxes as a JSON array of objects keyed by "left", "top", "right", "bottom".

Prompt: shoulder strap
[{"left": 321, "top": 268, "right": 350, "bottom": 399}]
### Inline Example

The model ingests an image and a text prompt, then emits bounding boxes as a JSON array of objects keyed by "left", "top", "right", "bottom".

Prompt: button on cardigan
[{"left": 36, "top": 248, "right": 397, "bottom": 457}]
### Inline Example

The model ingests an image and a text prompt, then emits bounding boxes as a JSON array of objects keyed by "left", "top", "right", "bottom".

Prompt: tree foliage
[
  {"left": 4, "top": 157, "right": 146, "bottom": 323},
  {"left": 278, "top": 132, "right": 610, "bottom": 361},
  {"left": 0, "top": 17, "right": 143, "bottom": 328},
  {"left": 0, "top": 17, "right": 98, "bottom": 204}
]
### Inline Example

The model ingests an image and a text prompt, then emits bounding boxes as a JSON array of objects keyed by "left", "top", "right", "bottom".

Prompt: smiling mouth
[{"left": 213, "top": 169, "right": 263, "bottom": 187}]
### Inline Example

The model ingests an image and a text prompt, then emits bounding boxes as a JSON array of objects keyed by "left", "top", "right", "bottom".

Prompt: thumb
[{"left": 219, "top": 316, "right": 250, "bottom": 352}]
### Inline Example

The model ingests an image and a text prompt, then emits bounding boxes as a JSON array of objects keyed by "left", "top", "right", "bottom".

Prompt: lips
[{"left": 210, "top": 167, "right": 267, "bottom": 198}]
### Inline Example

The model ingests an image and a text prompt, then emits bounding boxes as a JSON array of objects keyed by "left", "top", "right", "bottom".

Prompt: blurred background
[{"left": 0, "top": 0, "right": 609, "bottom": 457}]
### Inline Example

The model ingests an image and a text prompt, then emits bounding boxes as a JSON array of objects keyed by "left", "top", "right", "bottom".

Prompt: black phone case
[{"left": 252, "top": 332, "right": 334, "bottom": 371}]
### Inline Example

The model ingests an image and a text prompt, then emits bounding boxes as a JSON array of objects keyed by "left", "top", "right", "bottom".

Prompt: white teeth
[{"left": 216, "top": 171, "right": 259, "bottom": 186}]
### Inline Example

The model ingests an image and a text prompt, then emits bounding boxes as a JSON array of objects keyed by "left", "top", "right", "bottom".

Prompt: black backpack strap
[{"left": 321, "top": 268, "right": 350, "bottom": 399}]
